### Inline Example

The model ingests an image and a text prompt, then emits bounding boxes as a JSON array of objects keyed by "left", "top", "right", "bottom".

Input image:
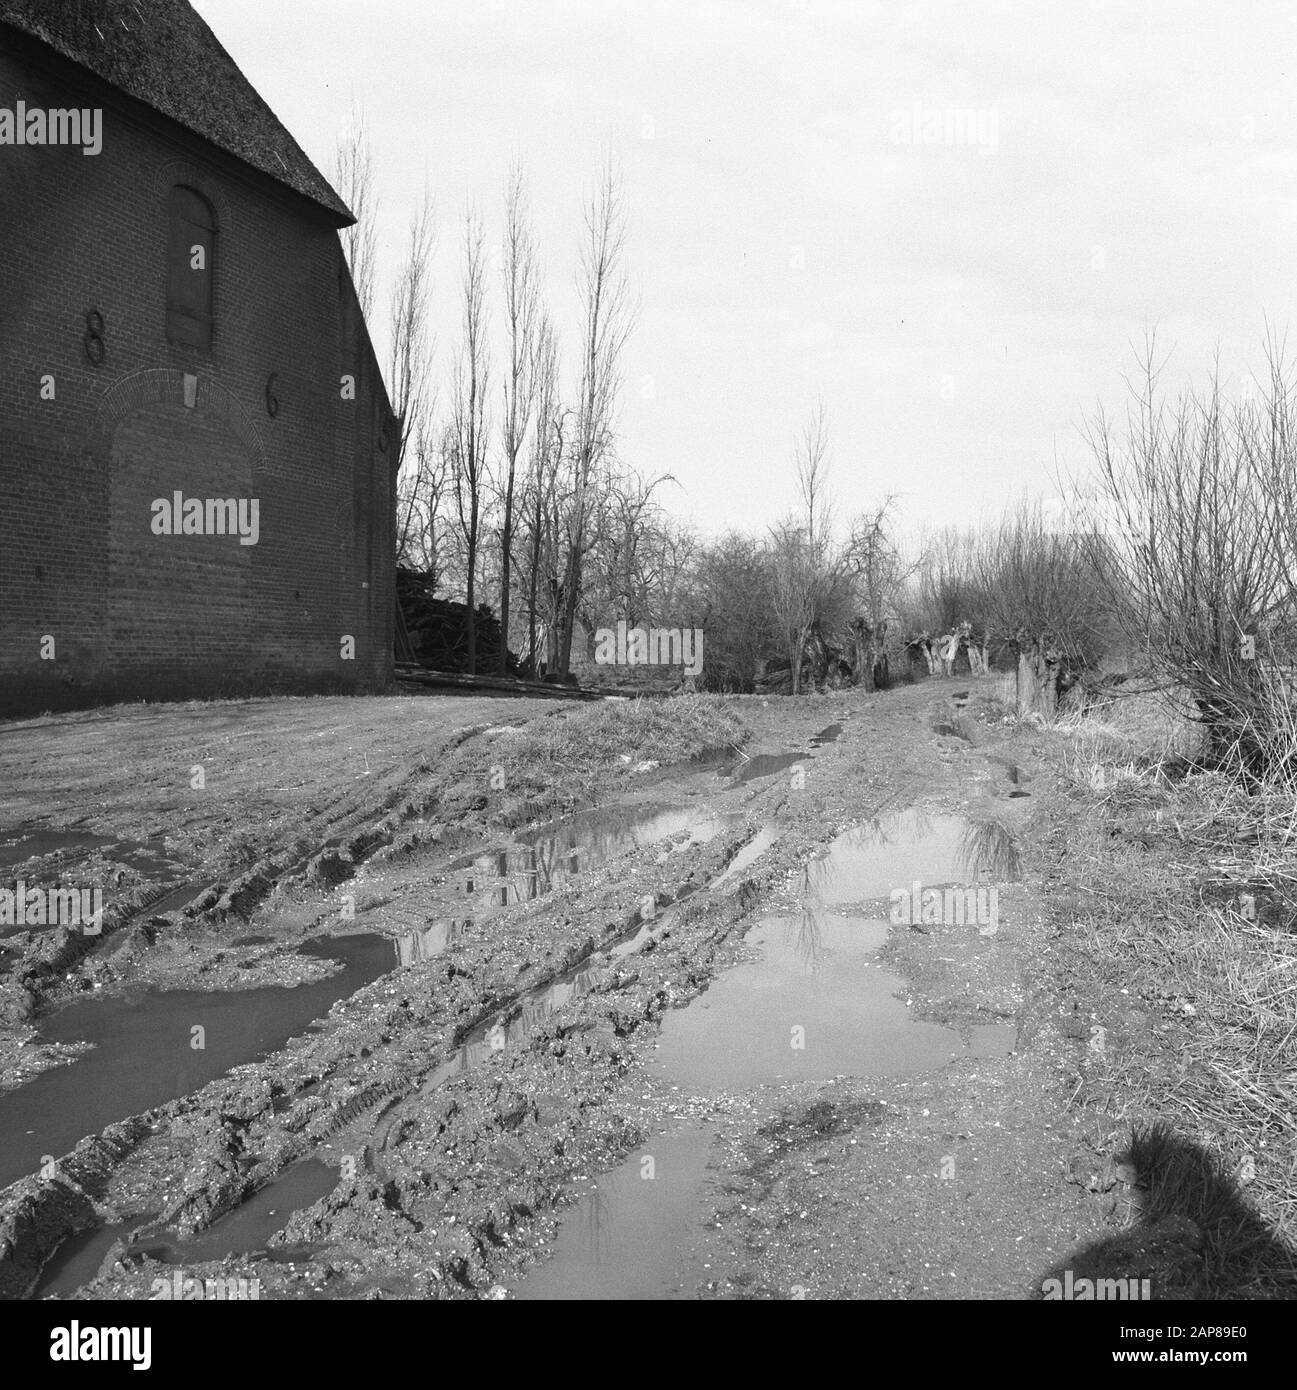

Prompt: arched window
[{"left": 166, "top": 185, "right": 215, "bottom": 350}]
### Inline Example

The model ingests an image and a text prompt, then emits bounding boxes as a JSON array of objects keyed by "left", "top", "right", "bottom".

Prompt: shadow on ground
[{"left": 1037, "top": 1121, "right": 1297, "bottom": 1299}]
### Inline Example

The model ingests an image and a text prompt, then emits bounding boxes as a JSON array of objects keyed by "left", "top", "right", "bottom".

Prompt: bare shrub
[{"left": 1083, "top": 339, "right": 1297, "bottom": 778}]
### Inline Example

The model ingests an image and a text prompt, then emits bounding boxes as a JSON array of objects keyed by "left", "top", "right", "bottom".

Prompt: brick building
[{"left": 0, "top": 0, "right": 397, "bottom": 717}]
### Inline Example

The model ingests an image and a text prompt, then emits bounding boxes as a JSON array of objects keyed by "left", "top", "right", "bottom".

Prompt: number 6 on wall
[{"left": 83, "top": 309, "right": 105, "bottom": 366}]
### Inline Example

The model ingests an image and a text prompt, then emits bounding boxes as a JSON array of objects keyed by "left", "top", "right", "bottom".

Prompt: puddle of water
[
  {"left": 730, "top": 752, "right": 807, "bottom": 785},
  {"left": 142, "top": 881, "right": 215, "bottom": 917},
  {"left": 136, "top": 1158, "right": 337, "bottom": 1265},
  {"left": 30, "top": 1215, "right": 155, "bottom": 1300},
  {"left": 520, "top": 804, "right": 726, "bottom": 855},
  {"left": 0, "top": 827, "right": 188, "bottom": 880},
  {"left": 518, "top": 807, "right": 1020, "bottom": 1298},
  {"left": 0, "top": 935, "right": 395, "bottom": 1191},
  {"left": 713, "top": 827, "right": 779, "bottom": 888},
  {"left": 513, "top": 1121, "right": 718, "bottom": 1300},
  {"left": 651, "top": 912, "right": 1015, "bottom": 1093},
  {"left": 85, "top": 881, "right": 706, "bottom": 1289},
  {"left": 394, "top": 917, "right": 470, "bottom": 964},
  {"left": 32, "top": 1158, "right": 337, "bottom": 1298},
  {"left": 809, "top": 723, "right": 843, "bottom": 747},
  {"left": 807, "top": 811, "right": 964, "bottom": 903},
  {"left": 441, "top": 804, "right": 731, "bottom": 918},
  {"left": 0, "top": 827, "right": 203, "bottom": 940},
  {"left": 805, "top": 809, "right": 1019, "bottom": 907},
  {"left": 0, "top": 829, "right": 115, "bottom": 874}
]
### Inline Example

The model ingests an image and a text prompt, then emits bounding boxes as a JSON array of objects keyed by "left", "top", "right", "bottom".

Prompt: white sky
[{"left": 193, "top": 0, "right": 1297, "bottom": 540}]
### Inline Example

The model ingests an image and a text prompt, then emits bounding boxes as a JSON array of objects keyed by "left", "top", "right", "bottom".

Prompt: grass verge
[{"left": 1036, "top": 683, "right": 1297, "bottom": 1297}]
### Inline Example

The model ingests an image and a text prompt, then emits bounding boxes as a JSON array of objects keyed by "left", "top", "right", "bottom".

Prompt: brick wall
[{"left": 0, "top": 33, "right": 397, "bottom": 716}]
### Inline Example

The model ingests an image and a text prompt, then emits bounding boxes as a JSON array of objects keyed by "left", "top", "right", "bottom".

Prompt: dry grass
[
  {"left": 1041, "top": 686, "right": 1297, "bottom": 1295},
  {"left": 1052, "top": 681, "right": 1201, "bottom": 784}
]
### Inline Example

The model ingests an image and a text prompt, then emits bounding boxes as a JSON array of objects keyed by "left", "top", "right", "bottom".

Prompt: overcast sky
[{"left": 194, "top": 0, "right": 1297, "bottom": 540}]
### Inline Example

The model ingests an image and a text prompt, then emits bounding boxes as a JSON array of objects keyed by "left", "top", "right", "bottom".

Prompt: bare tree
[
  {"left": 901, "top": 525, "right": 993, "bottom": 675},
  {"left": 1084, "top": 338, "right": 1296, "bottom": 768},
  {"left": 977, "top": 498, "right": 1106, "bottom": 716},
  {"left": 768, "top": 399, "right": 848, "bottom": 693},
  {"left": 768, "top": 519, "right": 817, "bottom": 695},
  {"left": 584, "top": 466, "right": 678, "bottom": 628},
  {"left": 449, "top": 207, "right": 491, "bottom": 674},
  {"left": 391, "top": 190, "right": 438, "bottom": 566},
  {"left": 796, "top": 397, "right": 834, "bottom": 567},
  {"left": 556, "top": 159, "right": 635, "bottom": 679},
  {"left": 521, "top": 314, "right": 563, "bottom": 675},
  {"left": 333, "top": 106, "right": 378, "bottom": 322},
  {"left": 497, "top": 159, "right": 540, "bottom": 674},
  {"left": 398, "top": 415, "right": 450, "bottom": 580},
  {"left": 846, "top": 496, "right": 918, "bottom": 689}
]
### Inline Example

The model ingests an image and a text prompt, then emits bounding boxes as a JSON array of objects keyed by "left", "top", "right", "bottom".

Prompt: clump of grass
[
  {"left": 959, "top": 815, "right": 1021, "bottom": 882},
  {"left": 1052, "top": 682, "right": 1200, "bottom": 791}
]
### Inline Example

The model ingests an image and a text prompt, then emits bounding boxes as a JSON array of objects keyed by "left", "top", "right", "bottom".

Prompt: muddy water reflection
[
  {"left": 713, "top": 826, "right": 779, "bottom": 888},
  {"left": 445, "top": 804, "right": 738, "bottom": 918},
  {"left": 395, "top": 918, "right": 470, "bottom": 964},
  {"left": 0, "top": 828, "right": 185, "bottom": 879},
  {"left": 806, "top": 808, "right": 1021, "bottom": 907},
  {"left": 31, "top": 1157, "right": 338, "bottom": 1298},
  {"left": 730, "top": 752, "right": 806, "bottom": 784},
  {"left": 0, "top": 936, "right": 395, "bottom": 1191},
  {"left": 514, "top": 1121, "right": 718, "bottom": 1300},
  {"left": 652, "top": 910, "right": 1015, "bottom": 1092}
]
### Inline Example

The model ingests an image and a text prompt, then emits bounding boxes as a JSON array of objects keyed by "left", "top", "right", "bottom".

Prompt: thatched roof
[{"left": 1, "top": 0, "right": 353, "bottom": 224}]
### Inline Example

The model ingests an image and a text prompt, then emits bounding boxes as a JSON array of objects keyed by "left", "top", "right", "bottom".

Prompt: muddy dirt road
[{"left": 0, "top": 681, "right": 1116, "bottom": 1299}]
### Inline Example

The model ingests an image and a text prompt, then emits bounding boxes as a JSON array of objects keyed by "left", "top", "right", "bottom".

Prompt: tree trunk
[
  {"left": 789, "top": 628, "right": 806, "bottom": 695},
  {"left": 498, "top": 505, "right": 513, "bottom": 676},
  {"left": 1015, "top": 642, "right": 1058, "bottom": 717},
  {"left": 545, "top": 577, "right": 561, "bottom": 675},
  {"left": 557, "top": 536, "right": 583, "bottom": 680},
  {"left": 465, "top": 530, "right": 477, "bottom": 675},
  {"left": 853, "top": 624, "right": 865, "bottom": 687}
]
